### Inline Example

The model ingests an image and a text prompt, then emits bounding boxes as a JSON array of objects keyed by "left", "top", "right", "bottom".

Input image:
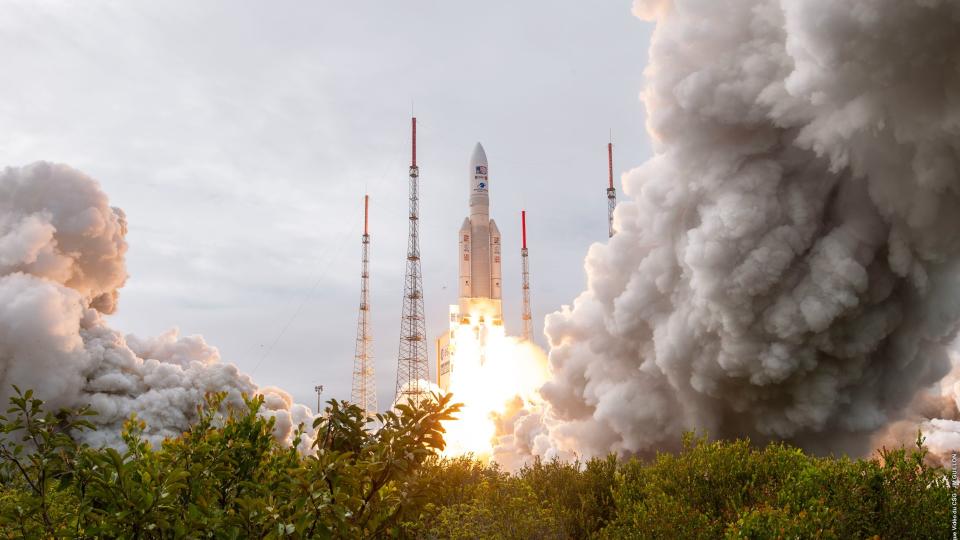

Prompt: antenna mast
[
  {"left": 351, "top": 195, "right": 377, "bottom": 417},
  {"left": 520, "top": 210, "right": 533, "bottom": 342},
  {"left": 395, "top": 117, "right": 430, "bottom": 404},
  {"left": 607, "top": 137, "right": 617, "bottom": 238}
]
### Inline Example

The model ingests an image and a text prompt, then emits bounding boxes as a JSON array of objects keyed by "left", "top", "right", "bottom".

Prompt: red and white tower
[
  {"left": 520, "top": 210, "right": 533, "bottom": 342},
  {"left": 395, "top": 117, "right": 430, "bottom": 404},
  {"left": 351, "top": 195, "right": 377, "bottom": 417},
  {"left": 607, "top": 139, "right": 617, "bottom": 238}
]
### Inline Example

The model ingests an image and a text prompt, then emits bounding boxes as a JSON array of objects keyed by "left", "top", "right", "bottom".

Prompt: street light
[{"left": 314, "top": 385, "right": 324, "bottom": 415}]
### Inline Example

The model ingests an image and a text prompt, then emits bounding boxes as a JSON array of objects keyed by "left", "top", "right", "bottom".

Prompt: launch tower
[
  {"left": 607, "top": 140, "right": 617, "bottom": 238},
  {"left": 351, "top": 194, "right": 377, "bottom": 417},
  {"left": 395, "top": 117, "right": 430, "bottom": 404},
  {"left": 520, "top": 210, "right": 532, "bottom": 342}
]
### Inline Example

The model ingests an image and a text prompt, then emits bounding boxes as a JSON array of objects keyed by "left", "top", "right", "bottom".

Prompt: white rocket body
[
  {"left": 458, "top": 143, "right": 502, "bottom": 320},
  {"left": 440, "top": 143, "right": 502, "bottom": 390}
]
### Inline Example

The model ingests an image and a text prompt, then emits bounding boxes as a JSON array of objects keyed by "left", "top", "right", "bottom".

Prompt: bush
[
  {"left": 425, "top": 477, "right": 563, "bottom": 539},
  {"left": 0, "top": 388, "right": 951, "bottom": 538},
  {"left": 601, "top": 433, "right": 951, "bottom": 539},
  {"left": 0, "top": 387, "right": 461, "bottom": 538},
  {"left": 518, "top": 455, "right": 618, "bottom": 537}
]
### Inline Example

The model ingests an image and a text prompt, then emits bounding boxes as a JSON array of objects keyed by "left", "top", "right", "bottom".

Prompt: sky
[{"left": 0, "top": 1, "right": 653, "bottom": 411}]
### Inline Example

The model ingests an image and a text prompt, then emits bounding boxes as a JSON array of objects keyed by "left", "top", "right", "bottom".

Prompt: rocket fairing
[{"left": 457, "top": 142, "right": 503, "bottom": 321}]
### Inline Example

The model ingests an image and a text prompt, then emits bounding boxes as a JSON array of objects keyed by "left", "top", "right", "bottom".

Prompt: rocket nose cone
[
  {"left": 471, "top": 142, "right": 488, "bottom": 166},
  {"left": 470, "top": 142, "right": 490, "bottom": 199}
]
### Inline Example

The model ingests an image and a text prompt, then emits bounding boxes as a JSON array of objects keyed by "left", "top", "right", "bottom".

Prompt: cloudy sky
[{"left": 1, "top": 1, "right": 653, "bottom": 410}]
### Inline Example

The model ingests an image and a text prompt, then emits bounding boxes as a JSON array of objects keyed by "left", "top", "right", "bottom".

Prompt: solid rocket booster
[{"left": 458, "top": 143, "right": 502, "bottom": 318}]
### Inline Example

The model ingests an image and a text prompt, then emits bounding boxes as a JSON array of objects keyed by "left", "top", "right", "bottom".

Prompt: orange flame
[{"left": 440, "top": 307, "right": 548, "bottom": 461}]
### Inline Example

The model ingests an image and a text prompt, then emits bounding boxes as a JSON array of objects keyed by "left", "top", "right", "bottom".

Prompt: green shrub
[
  {"left": 426, "top": 477, "right": 563, "bottom": 539},
  {"left": 518, "top": 455, "right": 618, "bottom": 537},
  {"left": 0, "top": 387, "right": 461, "bottom": 538},
  {"left": 601, "top": 433, "right": 951, "bottom": 539},
  {"left": 0, "top": 388, "right": 950, "bottom": 539}
]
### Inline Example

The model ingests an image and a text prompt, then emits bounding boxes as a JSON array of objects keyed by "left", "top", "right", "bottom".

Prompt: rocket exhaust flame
[{"left": 440, "top": 308, "right": 548, "bottom": 459}]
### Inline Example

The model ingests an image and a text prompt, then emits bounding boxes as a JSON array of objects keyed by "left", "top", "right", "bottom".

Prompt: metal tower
[
  {"left": 395, "top": 117, "right": 430, "bottom": 404},
  {"left": 607, "top": 141, "right": 617, "bottom": 238},
  {"left": 520, "top": 210, "right": 533, "bottom": 342},
  {"left": 351, "top": 195, "right": 377, "bottom": 417}
]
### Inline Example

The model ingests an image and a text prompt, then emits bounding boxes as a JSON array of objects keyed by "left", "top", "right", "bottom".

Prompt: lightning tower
[
  {"left": 607, "top": 139, "right": 617, "bottom": 238},
  {"left": 351, "top": 195, "right": 377, "bottom": 417},
  {"left": 395, "top": 117, "right": 430, "bottom": 403},
  {"left": 520, "top": 210, "right": 533, "bottom": 342}
]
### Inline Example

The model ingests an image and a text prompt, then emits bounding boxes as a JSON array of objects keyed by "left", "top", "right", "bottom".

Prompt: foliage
[
  {"left": 0, "top": 385, "right": 95, "bottom": 537},
  {"left": 424, "top": 476, "right": 562, "bottom": 539},
  {"left": 0, "top": 388, "right": 952, "bottom": 539},
  {"left": 0, "top": 388, "right": 460, "bottom": 538},
  {"left": 519, "top": 454, "right": 618, "bottom": 536},
  {"left": 600, "top": 433, "right": 951, "bottom": 539}
]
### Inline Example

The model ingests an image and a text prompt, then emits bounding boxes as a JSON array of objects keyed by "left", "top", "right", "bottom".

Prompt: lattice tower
[
  {"left": 394, "top": 117, "right": 430, "bottom": 404},
  {"left": 607, "top": 141, "right": 617, "bottom": 238},
  {"left": 351, "top": 195, "right": 377, "bottom": 417},
  {"left": 520, "top": 210, "right": 533, "bottom": 342}
]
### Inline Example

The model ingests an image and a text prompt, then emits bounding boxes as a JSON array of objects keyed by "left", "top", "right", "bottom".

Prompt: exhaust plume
[
  {"left": 528, "top": 0, "right": 960, "bottom": 460},
  {"left": 0, "top": 162, "right": 315, "bottom": 449}
]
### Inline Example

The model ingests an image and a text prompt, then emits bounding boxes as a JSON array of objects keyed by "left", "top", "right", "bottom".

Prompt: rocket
[
  {"left": 438, "top": 142, "right": 503, "bottom": 389},
  {"left": 457, "top": 143, "right": 502, "bottom": 321}
]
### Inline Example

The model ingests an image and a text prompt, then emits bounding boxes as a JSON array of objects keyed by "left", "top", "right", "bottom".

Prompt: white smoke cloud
[
  {"left": 525, "top": 0, "right": 960, "bottom": 460},
  {"left": 0, "top": 162, "right": 315, "bottom": 448},
  {"left": 0, "top": 162, "right": 128, "bottom": 314}
]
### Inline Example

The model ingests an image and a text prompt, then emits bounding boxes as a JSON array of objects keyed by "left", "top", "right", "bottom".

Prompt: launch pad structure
[
  {"left": 520, "top": 210, "right": 533, "bottom": 342},
  {"left": 394, "top": 117, "right": 431, "bottom": 404},
  {"left": 607, "top": 140, "right": 617, "bottom": 238},
  {"left": 351, "top": 194, "right": 377, "bottom": 417}
]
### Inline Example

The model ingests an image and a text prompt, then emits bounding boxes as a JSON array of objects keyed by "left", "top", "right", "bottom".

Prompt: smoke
[
  {"left": 0, "top": 162, "right": 127, "bottom": 313},
  {"left": 523, "top": 0, "right": 960, "bottom": 460},
  {"left": 0, "top": 162, "right": 315, "bottom": 449}
]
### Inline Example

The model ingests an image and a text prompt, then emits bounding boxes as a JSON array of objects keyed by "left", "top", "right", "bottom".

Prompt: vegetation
[{"left": 0, "top": 386, "right": 952, "bottom": 538}]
